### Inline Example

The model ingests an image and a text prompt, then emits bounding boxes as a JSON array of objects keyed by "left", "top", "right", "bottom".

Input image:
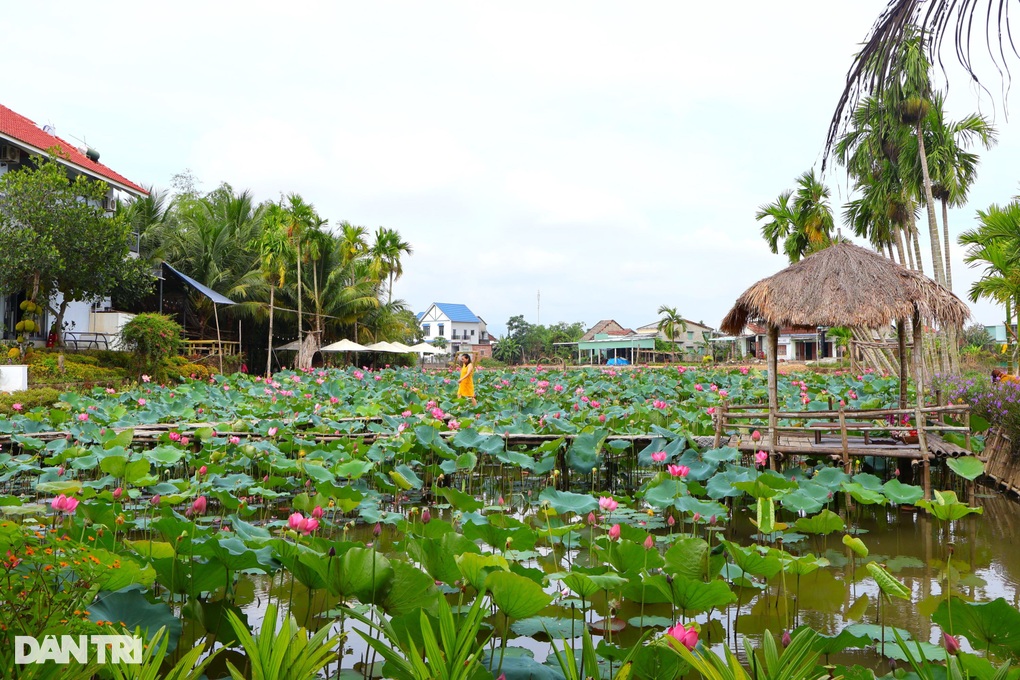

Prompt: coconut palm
[
  {"left": 960, "top": 202, "right": 1020, "bottom": 370},
  {"left": 757, "top": 170, "right": 835, "bottom": 263},
  {"left": 656, "top": 305, "right": 687, "bottom": 356}
]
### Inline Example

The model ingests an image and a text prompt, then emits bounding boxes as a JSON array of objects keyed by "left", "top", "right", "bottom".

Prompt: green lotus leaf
[
  {"left": 945, "top": 456, "right": 985, "bottom": 481},
  {"left": 794, "top": 509, "right": 845, "bottom": 535},
  {"left": 486, "top": 570, "right": 553, "bottom": 620}
]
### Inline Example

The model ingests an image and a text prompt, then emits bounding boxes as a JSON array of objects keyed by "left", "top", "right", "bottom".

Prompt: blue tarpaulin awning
[{"left": 161, "top": 263, "right": 234, "bottom": 306}]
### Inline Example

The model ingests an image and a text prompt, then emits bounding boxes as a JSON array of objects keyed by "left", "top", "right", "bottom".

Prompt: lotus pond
[{"left": 1, "top": 365, "right": 1018, "bottom": 679}]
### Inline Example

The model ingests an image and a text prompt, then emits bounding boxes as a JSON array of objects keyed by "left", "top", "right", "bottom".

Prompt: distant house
[
  {"left": 732, "top": 323, "right": 835, "bottom": 361},
  {"left": 0, "top": 103, "right": 148, "bottom": 346},
  {"left": 580, "top": 320, "right": 634, "bottom": 342},
  {"left": 416, "top": 303, "right": 491, "bottom": 358},
  {"left": 634, "top": 318, "right": 718, "bottom": 354}
]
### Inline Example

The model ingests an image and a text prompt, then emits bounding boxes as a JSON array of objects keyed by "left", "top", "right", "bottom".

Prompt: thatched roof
[{"left": 720, "top": 241, "right": 970, "bottom": 334}]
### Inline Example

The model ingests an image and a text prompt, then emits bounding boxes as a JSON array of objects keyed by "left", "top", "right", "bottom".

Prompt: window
[
  {"left": 470, "top": 329, "right": 475, "bottom": 336},
  {"left": 438, "top": 324, "right": 445, "bottom": 337},
  {"left": 422, "top": 324, "right": 430, "bottom": 336},
  {"left": 687, "top": 331, "right": 694, "bottom": 341}
]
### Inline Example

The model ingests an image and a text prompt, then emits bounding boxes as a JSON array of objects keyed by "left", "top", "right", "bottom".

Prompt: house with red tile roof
[{"left": 0, "top": 103, "right": 149, "bottom": 347}]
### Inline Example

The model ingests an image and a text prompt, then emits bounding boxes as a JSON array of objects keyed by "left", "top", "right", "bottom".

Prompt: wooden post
[
  {"left": 213, "top": 303, "right": 224, "bottom": 374},
  {"left": 838, "top": 405, "right": 850, "bottom": 474},
  {"left": 767, "top": 325, "right": 779, "bottom": 471},
  {"left": 913, "top": 313, "right": 931, "bottom": 500},
  {"left": 713, "top": 399, "right": 727, "bottom": 450},
  {"left": 896, "top": 318, "right": 908, "bottom": 411}
]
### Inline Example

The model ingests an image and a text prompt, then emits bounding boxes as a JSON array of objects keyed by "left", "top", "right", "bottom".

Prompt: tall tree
[
  {"left": 0, "top": 155, "right": 148, "bottom": 343},
  {"left": 757, "top": 170, "right": 835, "bottom": 263},
  {"left": 656, "top": 305, "right": 687, "bottom": 356},
  {"left": 369, "top": 227, "right": 414, "bottom": 303},
  {"left": 255, "top": 205, "right": 292, "bottom": 376}
]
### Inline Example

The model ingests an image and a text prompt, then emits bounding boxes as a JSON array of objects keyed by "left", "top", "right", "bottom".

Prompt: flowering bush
[{"left": 933, "top": 372, "right": 1020, "bottom": 447}]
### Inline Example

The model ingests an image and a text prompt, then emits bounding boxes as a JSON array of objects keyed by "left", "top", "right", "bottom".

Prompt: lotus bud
[
  {"left": 373, "top": 523, "right": 382, "bottom": 537},
  {"left": 782, "top": 630, "right": 791, "bottom": 648},
  {"left": 422, "top": 508, "right": 431, "bottom": 524},
  {"left": 667, "top": 515, "right": 676, "bottom": 527},
  {"left": 151, "top": 494, "right": 161, "bottom": 506},
  {"left": 587, "top": 512, "right": 597, "bottom": 525},
  {"left": 608, "top": 524, "right": 621, "bottom": 541},
  {"left": 311, "top": 506, "right": 324, "bottom": 520},
  {"left": 943, "top": 632, "right": 960, "bottom": 655},
  {"left": 328, "top": 546, "right": 336, "bottom": 557},
  {"left": 644, "top": 535, "right": 654, "bottom": 550}
]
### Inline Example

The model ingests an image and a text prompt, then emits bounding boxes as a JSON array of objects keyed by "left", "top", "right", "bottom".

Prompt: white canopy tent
[{"left": 321, "top": 338, "right": 370, "bottom": 352}]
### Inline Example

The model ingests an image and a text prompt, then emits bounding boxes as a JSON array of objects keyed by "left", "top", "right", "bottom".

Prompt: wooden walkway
[{"left": 726, "top": 431, "right": 972, "bottom": 461}]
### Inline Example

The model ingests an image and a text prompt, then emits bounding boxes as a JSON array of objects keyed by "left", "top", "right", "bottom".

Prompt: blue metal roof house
[{"left": 416, "top": 302, "right": 490, "bottom": 355}]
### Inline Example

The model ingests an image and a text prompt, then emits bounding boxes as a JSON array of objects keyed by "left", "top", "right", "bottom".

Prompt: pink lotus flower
[
  {"left": 694, "top": 384, "right": 703, "bottom": 391},
  {"left": 652, "top": 399, "right": 668, "bottom": 410},
  {"left": 77, "top": 413, "right": 89, "bottom": 422},
  {"left": 942, "top": 632, "right": 960, "bottom": 655},
  {"left": 644, "top": 535, "right": 655, "bottom": 550},
  {"left": 755, "top": 450, "right": 768, "bottom": 466},
  {"left": 267, "top": 427, "right": 278, "bottom": 437},
  {"left": 431, "top": 407, "right": 444, "bottom": 419},
  {"left": 422, "top": 508, "right": 432, "bottom": 524},
  {"left": 448, "top": 420, "right": 460, "bottom": 431},
  {"left": 354, "top": 370, "right": 364, "bottom": 380},
  {"left": 782, "top": 630, "right": 792, "bottom": 648},
  {"left": 598, "top": 496, "right": 619, "bottom": 512},
  {"left": 667, "top": 464, "right": 690, "bottom": 478},
  {"left": 666, "top": 622, "right": 698, "bottom": 650},
  {"left": 751, "top": 430, "right": 761, "bottom": 442},
  {"left": 180, "top": 436, "right": 190, "bottom": 446},
  {"left": 667, "top": 515, "right": 676, "bottom": 526},
  {"left": 168, "top": 432, "right": 180, "bottom": 441},
  {"left": 402, "top": 410, "right": 412, "bottom": 417},
  {"left": 191, "top": 496, "right": 207, "bottom": 515},
  {"left": 141, "top": 374, "right": 151, "bottom": 382},
  {"left": 151, "top": 494, "right": 161, "bottom": 506},
  {"left": 718, "top": 390, "right": 728, "bottom": 398},
  {"left": 112, "top": 487, "right": 123, "bottom": 501},
  {"left": 608, "top": 524, "right": 621, "bottom": 541},
  {"left": 651, "top": 451, "right": 667, "bottom": 463},
  {"left": 287, "top": 512, "right": 318, "bottom": 535},
  {"left": 739, "top": 366, "right": 749, "bottom": 375},
  {"left": 329, "top": 396, "right": 339, "bottom": 404},
  {"left": 11, "top": 403, "right": 22, "bottom": 412},
  {"left": 137, "top": 398, "right": 146, "bottom": 406},
  {"left": 553, "top": 384, "right": 564, "bottom": 392},
  {"left": 198, "top": 465, "right": 207, "bottom": 477},
  {"left": 598, "top": 414, "right": 606, "bottom": 423},
  {"left": 229, "top": 436, "right": 241, "bottom": 445},
  {"left": 693, "top": 512, "right": 701, "bottom": 522},
  {"left": 51, "top": 494, "right": 79, "bottom": 514},
  {"left": 587, "top": 512, "right": 597, "bottom": 525}
]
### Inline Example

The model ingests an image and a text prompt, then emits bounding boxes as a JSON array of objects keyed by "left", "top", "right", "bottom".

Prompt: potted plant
[{"left": 1, "top": 299, "right": 40, "bottom": 394}]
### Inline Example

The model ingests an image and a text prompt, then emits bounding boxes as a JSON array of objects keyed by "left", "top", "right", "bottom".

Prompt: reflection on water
[{"left": 194, "top": 490, "right": 1020, "bottom": 677}]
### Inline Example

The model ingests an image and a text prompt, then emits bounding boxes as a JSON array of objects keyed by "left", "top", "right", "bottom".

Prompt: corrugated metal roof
[{"left": 431, "top": 303, "right": 480, "bottom": 323}]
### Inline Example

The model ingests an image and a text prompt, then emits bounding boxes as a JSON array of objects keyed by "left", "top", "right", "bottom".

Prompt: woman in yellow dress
[{"left": 457, "top": 353, "right": 476, "bottom": 406}]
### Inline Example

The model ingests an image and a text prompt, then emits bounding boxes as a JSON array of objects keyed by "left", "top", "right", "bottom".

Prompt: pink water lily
[
  {"left": 287, "top": 512, "right": 319, "bottom": 535},
  {"left": 755, "top": 450, "right": 768, "bottom": 466}
]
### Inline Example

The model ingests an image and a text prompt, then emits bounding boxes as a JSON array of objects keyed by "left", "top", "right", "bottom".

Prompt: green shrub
[
  {"left": 0, "top": 387, "right": 62, "bottom": 415},
  {"left": 26, "top": 352, "right": 128, "bottom": 387},
  {"left": 120, "top": 313, "right": 183, "bottom": 381},
  {"left": 478, "top": 357, "right": 505, "bottom": 368}
]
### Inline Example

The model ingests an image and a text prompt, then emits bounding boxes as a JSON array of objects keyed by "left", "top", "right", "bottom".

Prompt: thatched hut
[{"left": 720, "top": 241, "right": 969, "bottom": 487}]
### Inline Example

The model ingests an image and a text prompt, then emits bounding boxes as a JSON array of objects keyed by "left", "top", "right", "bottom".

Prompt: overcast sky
[{"left": 6, "top": 1, "right": 1018, "bottom": 337}]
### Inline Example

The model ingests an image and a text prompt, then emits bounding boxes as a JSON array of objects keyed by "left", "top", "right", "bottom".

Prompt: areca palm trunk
[
  {"left": 895, "top": 227, "right": 908, "bottom": 267},
  {"left": 941, "top": 198, "right": 953, "bottom": 290},
  {"left": 296, "top": 241, "right": 303, "bottom": 367},
  {"left": 912, "top": 226, "right": 924, "bottom": 274},
  {"left": 266, "top": 286, "right": 275, "bottom": 377},
  {"left": 917, "top": 122, "right": 947, "bottom": 285}
]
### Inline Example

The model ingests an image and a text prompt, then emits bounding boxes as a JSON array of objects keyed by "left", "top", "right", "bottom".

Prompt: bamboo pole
[
  {"left": 767, "top": 325, "right": 779, "bottom": 471},
  {"left": 897, "top": 319, "right": 908, "bottom": 410},
  {"left": 838, "top": 405, "right": 850, "bottom": 473}
]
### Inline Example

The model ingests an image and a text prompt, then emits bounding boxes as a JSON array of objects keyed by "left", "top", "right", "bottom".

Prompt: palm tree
[
  {"left": 960, "top": 202, "right": 1020, "bottom": 371},
  {"left": 920, "top": 93, "right": 997, "bottom": 290},
  {"left": 281, "top": 194, "right": 319, "bottom": 363},
  {"left": 255, "top": 204, "right": 292, "bottom": 376},
  {"left": 369, "top": 227, "right": 414, "bottom": 303},
  {"left": 656, "top": 305, "right": 687, "bottom": 357},
  {"left": 827, "top": 1, "right": 1015, "bottom": 163},
  {"left": 757, "top": 170, "right": 835, "bottom": 263}
]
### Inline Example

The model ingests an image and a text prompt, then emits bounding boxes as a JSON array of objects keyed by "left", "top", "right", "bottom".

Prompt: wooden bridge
[{"left": 712, "top": 402, "right": 975, "bottom": 496}]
